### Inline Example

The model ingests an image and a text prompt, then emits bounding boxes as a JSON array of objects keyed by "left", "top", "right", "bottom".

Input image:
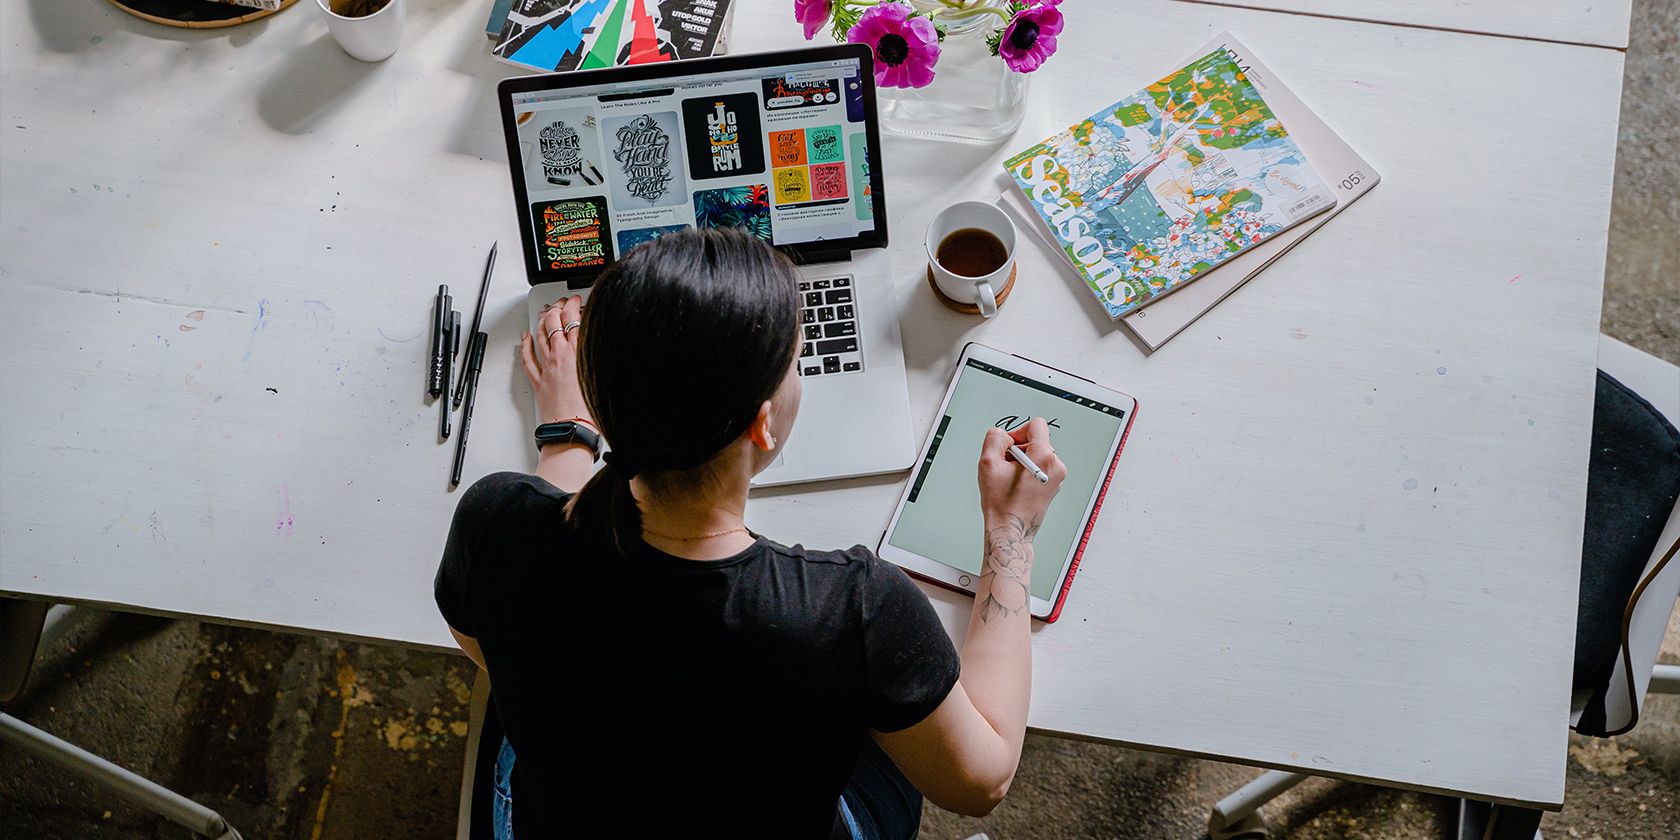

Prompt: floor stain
[{"left": 1570, "top": 740, "right": 1643, "bottom": 777}]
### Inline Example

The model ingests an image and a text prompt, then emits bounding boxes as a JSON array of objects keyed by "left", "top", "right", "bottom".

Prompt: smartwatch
[{"left": 534, "top": 420, "right": 602, "bottom": 460}]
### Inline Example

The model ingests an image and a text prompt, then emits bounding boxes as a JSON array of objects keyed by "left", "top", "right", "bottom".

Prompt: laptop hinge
[{"left": 788, "top": 246, "right": 854, "bottom": 266}]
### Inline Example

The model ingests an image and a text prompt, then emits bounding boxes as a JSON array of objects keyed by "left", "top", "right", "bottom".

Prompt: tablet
[{"left": 879, "top": 343, "right": 1137, "bottom": 622}]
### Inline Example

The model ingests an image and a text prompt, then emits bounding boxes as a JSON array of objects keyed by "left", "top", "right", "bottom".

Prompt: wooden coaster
[
  {"left": 107, "top": 0, "right": 298, "bottom": 29},
  {"left": 927, "top": 264, "right": 1018, "bottom": 315}
]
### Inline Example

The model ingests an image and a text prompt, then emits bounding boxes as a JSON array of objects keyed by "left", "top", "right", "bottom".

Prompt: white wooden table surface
[
  {"left": 0, "top": 0, "right": 1629, "bottom": 809},
  {"left": 1173, "top": 0, "right": 1631, "bottom": 48}
]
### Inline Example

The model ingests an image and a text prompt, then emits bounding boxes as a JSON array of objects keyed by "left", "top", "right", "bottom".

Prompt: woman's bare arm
[
  {"left": 522, "top": 295, "right": 596, "bottom": 493},
  {"left": 873, "top": 419, "right": 1066, "bottom": 816}
]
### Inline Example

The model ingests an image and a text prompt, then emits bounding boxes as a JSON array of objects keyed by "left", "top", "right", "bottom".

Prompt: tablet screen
[{"left": 886, "top": 358, "right": 1129, "bottom": 600}]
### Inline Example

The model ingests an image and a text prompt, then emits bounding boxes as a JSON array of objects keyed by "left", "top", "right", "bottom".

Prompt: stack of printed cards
[{"left": 493, "top": 0, "right": 735, "bottom": 73}]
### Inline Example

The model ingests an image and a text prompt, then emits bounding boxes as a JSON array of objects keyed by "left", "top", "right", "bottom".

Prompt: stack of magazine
[
  {"left": 487, "top": 0, "right": 736, "bottom": 73},
  {"left": 999, "top": 32, "right": 1380, "bottom": 352}
]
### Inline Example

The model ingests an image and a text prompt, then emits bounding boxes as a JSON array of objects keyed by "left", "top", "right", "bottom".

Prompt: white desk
[
  {"left": 0, "top": 0, "right": 1628, "bottom": 810},
  {"left": 1174, "top": 0, "right": 1630, "bottom": 48}
]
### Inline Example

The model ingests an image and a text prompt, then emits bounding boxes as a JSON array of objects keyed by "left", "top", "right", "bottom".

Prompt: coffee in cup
[
  {"left": 935, "top": 228, "right": 1010, "bottom": 278},
  {"left": 925, "top": 201, "right": 1018, "bottom": 318}
]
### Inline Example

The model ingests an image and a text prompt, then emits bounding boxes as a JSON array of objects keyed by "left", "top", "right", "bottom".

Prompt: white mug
[
  {"left": 925, "top": 201, "right": 1016, "bottom": 319},
  {"left": 316, "top": 0, "right": 405, "bottom": 63}
]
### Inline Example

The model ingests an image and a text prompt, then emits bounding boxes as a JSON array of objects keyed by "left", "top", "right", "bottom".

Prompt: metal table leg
[{"left": 1209, "top": 770, "right": 1310, "bottom": 839}]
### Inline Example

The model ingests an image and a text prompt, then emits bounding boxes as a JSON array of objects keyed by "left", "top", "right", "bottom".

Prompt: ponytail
[
  {"left": 566, "top": 455, "right": 642, "bottom": 558},
  {"left": 564, "top": 227, "right": 800, "bottom": 560}
]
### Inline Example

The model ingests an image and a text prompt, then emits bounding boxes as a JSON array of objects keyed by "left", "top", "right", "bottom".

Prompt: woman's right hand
[{"left": 977, "top": 417, "right": 1067, "bottom": 535}]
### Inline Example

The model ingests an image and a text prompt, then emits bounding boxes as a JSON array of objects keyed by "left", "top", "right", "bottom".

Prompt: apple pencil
[{"left": 1007, "top": 444, "right": 1049, "bottom": 484}]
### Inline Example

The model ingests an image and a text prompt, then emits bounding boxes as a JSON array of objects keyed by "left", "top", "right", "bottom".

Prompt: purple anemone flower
[
  {"left": 847, "top": 2, "right": 940, "bottom": 89},
  {"left": 794, "top": 0, "right": 832, "bottom": 41},
  {"left": 999, "top": 2, "right": 1064, "bottom": 73}
]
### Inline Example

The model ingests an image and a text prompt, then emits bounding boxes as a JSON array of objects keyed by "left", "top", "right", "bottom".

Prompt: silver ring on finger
[
  {"left": 563, "top": 321, "right": 582, "bottom": 333},
  {"left": 546, "top": 328, "right": 564, "bottom": 341}
]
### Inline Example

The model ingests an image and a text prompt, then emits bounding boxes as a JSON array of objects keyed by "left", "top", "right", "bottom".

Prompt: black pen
[
  {"left": 451, "top": 331, "right": 488, "bottom": 487},
  {"left": 427, "top": 284, "right": 448, "bottom": 397},
  {"left": 440, "top": 310, "right": 460, "bottom": 439},
  {"left": 440, "top": 292, "right": 453, "bottom": 381},
  {"left": 454, "top": 243, "right": 497, "bottom": 410}
]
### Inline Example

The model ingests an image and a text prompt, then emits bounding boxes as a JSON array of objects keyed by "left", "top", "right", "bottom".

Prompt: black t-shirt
[{"left": 435, "top": 472, "right": 961, "bottom": 837}]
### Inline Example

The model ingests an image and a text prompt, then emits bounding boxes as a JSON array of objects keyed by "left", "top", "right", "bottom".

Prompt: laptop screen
[{"left": 498, "top": 45, "right": 887, "bottom": 287}]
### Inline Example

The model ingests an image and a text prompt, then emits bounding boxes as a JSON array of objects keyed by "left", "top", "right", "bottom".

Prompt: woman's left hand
[{"left": 520, "top": 295, "right": 593, "bottom": 427}]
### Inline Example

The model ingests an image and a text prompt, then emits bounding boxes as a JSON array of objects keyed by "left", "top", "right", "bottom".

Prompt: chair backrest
[
  {"left": 1581, "top": 336, "right": 1680, "bottom": 736},
  {"left": 456, "top": 669, "right": 494, "bottom": 840}
]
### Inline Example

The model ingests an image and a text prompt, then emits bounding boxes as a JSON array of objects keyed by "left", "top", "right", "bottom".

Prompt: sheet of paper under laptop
[{"left": 1001, "top": 31, "right": 1381, "bottom": 352}]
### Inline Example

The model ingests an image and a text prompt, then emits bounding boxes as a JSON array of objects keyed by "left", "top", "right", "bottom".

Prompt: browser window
[{"left": 505, "top": 56, "right": 876, "bottom": 277}]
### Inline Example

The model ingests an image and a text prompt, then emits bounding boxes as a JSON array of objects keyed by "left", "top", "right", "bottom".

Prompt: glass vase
[{"left": 878, "top": 0, "right": 1029, "bottom": 143}]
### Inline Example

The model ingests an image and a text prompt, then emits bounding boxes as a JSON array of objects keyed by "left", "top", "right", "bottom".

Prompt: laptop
[{"left": 495, "top": 44, "right": 915, "bottom": 487}]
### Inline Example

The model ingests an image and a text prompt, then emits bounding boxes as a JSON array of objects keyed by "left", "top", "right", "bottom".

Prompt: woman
[{"left": 435, "top": 228, "right": 1066, "bottom": 838}]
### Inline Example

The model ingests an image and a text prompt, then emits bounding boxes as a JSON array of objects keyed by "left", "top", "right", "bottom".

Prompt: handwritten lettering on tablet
[{"left": 995, "top": 416, "right": 1062, "bottom": 432}]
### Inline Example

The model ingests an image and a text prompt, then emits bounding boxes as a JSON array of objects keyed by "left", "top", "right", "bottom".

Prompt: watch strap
[{"left": 534, "top": 421, "right": 602, "bottom": 459}]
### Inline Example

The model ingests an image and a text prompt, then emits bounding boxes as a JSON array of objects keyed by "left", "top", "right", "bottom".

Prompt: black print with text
[
  {"left": 605, "top": 112, "right": 686, "bottom": 208},
  {"left": 681, "top": 93, "right": 765, "bottom": 180},
  {"left": 533, "top": 196, "right": 612, "bottom": 273}
]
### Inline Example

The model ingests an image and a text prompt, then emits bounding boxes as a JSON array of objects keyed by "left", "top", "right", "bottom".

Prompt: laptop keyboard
[{"left": 797, "top": 276, "right": 863, "bottom": 378}]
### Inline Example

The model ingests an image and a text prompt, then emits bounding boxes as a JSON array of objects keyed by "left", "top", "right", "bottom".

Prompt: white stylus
[{"left": 1007, "top": 444, "right": 1049, "bottom": 484}]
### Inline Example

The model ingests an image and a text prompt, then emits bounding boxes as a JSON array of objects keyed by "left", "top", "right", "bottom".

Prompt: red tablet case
[{"left": 1043, "top": 400, "right": 1136, "bottom": 623}]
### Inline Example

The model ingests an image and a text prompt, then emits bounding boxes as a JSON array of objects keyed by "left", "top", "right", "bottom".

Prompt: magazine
[
  {"left": 1003, "top": 40, "right": 1336, "bottom": 319},
  {"left": 1001, "top": 32, "right": 1382, "bottom": 351}
]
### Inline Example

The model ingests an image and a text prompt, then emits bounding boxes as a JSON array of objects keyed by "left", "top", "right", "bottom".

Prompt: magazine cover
[
  {"left": 495, "top": 0, "right": 733, "bottom": 73},
  {"left": 1004, "top": 45, "right": 1335, "bottom": 319}
]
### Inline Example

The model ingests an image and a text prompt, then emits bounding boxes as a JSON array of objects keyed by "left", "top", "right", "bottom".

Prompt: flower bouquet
[
  {"left": 797, "top": 0, "right": 1064, "bottom": 87},
  {"left": 795, "top": 0, "right": 1066, "bottom": 141}
]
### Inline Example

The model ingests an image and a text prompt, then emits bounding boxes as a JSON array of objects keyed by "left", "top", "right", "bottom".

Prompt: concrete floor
[{"left": 3, "top": 2, "right": 1677, "bottom": 838}]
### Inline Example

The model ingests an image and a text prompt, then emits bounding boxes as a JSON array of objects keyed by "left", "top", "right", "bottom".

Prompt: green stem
[
  {"left": 935, "top": 0, "right": 1012, "bottom": 21},
  {"left": 834, "top": 0, "right": 1012, "bottom": 34}
]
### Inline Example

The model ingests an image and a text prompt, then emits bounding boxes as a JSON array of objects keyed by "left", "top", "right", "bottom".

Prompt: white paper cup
[
  {"left": 925, "top": 201, "right": 1017, "bottom": 318},
  {"left": 316, "top": 0, "right": 404, "bottom": 63}
]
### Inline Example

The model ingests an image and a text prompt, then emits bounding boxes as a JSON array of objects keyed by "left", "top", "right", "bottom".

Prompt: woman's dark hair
[{"left": 567, "top": 227, "right": 801, "bottom": 556}]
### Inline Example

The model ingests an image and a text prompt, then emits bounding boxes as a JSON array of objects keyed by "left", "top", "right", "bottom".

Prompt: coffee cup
[
  {"left": 925, "top": 201, "right": 1017, "bottom": 318},
  {"left": 317, "top": 0, "right": 404, "bottom": 63}
]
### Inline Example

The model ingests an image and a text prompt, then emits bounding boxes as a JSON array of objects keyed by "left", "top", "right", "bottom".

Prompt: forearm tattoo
[{"left": 978, "top": 514, "right": 1038, "bottom": 623}]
